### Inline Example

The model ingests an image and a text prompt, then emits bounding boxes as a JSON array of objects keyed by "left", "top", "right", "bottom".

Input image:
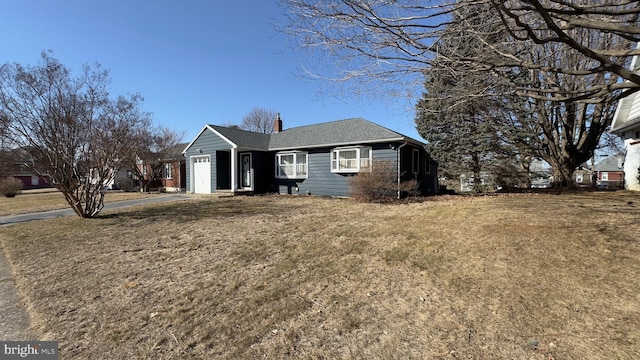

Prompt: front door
[{"left": 241, "top": 153, "right": 251, "bottom": 189}]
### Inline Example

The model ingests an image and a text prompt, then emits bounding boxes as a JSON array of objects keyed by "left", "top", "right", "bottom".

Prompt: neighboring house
[
  {"left": 159, "top": 143, "right": 187, "bottom": 192},
  {"left": 132, "top": 143, "right": 188, "bottom": 192},
  {"left": 459, "top": 172, "right": 491, "bottom": 192},
  {"left": 182, "top": 117, "right": 438, "bottom": 197},
  {"left": 573, "top": 164, "right": 595, "bottom": 188},
  {"left": 0, "top": 148, "right": 52, "bottom": 189},
  {"left": 611, "top": 43, "right": 640, "bottom": 190},
  {"left": 593, "top": 154, "right": 625, "bottom": 189}
]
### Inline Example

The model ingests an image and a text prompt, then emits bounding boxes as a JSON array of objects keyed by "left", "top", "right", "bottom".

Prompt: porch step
[{"left": 214, "top": 189, "right": 254, "bottom": 196}]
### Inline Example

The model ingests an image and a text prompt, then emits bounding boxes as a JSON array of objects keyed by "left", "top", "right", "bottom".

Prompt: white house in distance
[{"left": 611, "top": 44, "right": 640, "bottom": 190}]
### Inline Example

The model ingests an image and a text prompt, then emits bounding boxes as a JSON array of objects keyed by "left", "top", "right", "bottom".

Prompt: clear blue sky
[{"left": 0, "top": 1, "right": 423, "bottom": 143}]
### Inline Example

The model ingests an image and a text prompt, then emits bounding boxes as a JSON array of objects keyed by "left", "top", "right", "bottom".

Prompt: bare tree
[
  {"left": 489, "top": 0, "right": 640, "bottom": 98},
  {"left": 0, "top": 52, "right": 151, "bottom": 217},
  {"left": 281, "top": 0, "right": 640, "bottom": 99},
  {"left": 282, "top": 0, "right": 637, "bottom": 186},
  {"left": 241, "top": 107, "right": 278, "bottom": 133},
  {"left": 126, "top": 126, "right": 184, "bottom": 192}
]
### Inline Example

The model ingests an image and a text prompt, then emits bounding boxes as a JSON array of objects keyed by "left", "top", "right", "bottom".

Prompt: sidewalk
[
  {"left": 0, "top": 193, "right": 193, "bottom": 340},
  {"left": 0, "top": 248, "right": 34, "bottom": 340}
]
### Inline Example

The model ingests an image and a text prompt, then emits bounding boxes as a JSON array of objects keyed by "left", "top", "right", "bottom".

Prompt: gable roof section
[
  {"left": 182, "top": 125, "right": 271, "bottom": 153},
  {"left": 209, "top": 125, "right": 271, "bottom": 150},
  {"left": 268, "top": 118, "right": 421, "bottom": 150},
  {"left": 594, "top": 155, "right": 624, "bottom": 172}
]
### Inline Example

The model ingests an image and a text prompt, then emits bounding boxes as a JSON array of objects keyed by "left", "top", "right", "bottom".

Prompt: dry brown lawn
[
  {"left": 0, "top": 190, "right": 160, "bottom": 216},
  {"left": 0, "top": 191, "right": 639, "bottom": 359}
]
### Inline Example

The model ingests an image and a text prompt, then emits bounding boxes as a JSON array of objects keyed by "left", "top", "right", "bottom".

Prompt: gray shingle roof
[
  {"left": 268, "top": 118, "right": 414, "bottom": 150},
  {"left": 210, "top": 125, "right": 271, "bottom": 150},
  {"left": 198, "top": 118, "right": 423, "bottom": 152},
  {"left": 594, "top": 155, "right": 624, "bottom": 172}
]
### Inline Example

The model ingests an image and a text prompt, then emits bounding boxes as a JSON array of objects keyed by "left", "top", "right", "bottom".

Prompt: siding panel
[
  {"left": 274, "top": 144, "right": 400, "bottom": 197},
  {"left": 629, "top": 93, "right": 640, "bottom": 121}
]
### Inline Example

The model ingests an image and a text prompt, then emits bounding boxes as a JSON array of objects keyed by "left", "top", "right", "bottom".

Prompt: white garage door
[{"left": 193, "top": 157, "right": 211, "bottom": 194}]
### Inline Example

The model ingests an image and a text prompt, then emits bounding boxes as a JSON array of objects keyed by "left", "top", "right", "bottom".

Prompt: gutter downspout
[{"left": 397, "top": 140, "right": 408, "bottom": 200}]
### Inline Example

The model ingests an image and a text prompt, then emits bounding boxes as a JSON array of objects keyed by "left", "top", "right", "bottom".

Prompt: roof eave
[
  {"left": 268, "top": 137, "right": 419, "bottom": 151},
  {"left": 611, "top": 116, "right": 640, "bottom": 134}
]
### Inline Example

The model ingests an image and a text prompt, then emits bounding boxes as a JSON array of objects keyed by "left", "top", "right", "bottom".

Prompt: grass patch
[{"left": 0, "top": 193, "right": 639, "bottom": 359}]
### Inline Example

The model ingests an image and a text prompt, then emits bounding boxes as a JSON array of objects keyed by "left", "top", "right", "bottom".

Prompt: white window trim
[
  {"left": 164, "top": 163, "right": 172, "bottom": 179},
  {"left": 330, "top": 146, "right": 372, "bottom": 173},
  {"left": 276, "top": 151, "right": 308, "bottom": 179},
  {"left": 601, "top": 172, "right": 608, "bottom": 181}
]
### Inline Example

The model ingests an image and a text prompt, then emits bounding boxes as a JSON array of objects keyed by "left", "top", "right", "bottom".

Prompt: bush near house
[
  {"left": 349, "top": 160, "right": 419, "bottom": 202},
  {"left": 0, "top": 177, "right": 22, "bottom": 197}
]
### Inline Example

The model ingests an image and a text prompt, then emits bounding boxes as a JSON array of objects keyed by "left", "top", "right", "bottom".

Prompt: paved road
[
  {"left": 0, "top": 194, "right": 192, "bottom": 226},
  {"left": 0, "top": 193, "right": 193, "bottom": 340}
]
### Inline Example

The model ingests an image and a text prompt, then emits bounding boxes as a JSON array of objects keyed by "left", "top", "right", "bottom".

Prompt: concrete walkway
[{"left": 0, "top": 193, "right": 193, "bottom": 340}]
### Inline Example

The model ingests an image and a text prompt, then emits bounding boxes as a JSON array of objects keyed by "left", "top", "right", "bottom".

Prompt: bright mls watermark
[{"left": 1, "top": 341, "right": 57, "bottom": 359}]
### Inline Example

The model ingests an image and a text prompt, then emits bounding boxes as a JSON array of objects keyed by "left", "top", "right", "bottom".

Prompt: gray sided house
[{"left": 183, "top": 118, "right": 438, "bottom": 197}]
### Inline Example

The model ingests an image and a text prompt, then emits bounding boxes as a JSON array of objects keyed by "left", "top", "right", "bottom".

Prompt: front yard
[{"left": 0, "top": 192, "right": 638, "bottom": 359}]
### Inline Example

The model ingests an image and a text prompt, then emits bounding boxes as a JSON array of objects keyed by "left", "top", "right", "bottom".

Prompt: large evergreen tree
[{"left": 415, "top": 3, "right": 534, "bottom": 189}]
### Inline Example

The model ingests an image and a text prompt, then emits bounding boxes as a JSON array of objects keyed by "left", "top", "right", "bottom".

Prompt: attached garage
[{"left": 192, "top": 156, "right": 211, "bottom": 194}]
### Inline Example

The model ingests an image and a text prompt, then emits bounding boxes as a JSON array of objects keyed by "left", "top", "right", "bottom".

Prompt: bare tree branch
[
  {"left": 0, "top": 52, "right": 152, "bottom": 217},
  {"left": 241, "top": 107, "right": 278, "bottom": 133}
]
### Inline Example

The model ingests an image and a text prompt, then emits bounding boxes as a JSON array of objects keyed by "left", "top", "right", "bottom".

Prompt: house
[
  {"left": 529, "top": 159, "right": 553, "bottom": 189},
  {"left": 129, "top": 142, "right": 188, "bottom": 192},
  {"left": 109, "top": 143, "right": 187, "bottom": 192},
  {"left": 593, "top": 154, "right": 625, "bottom": 189},
  {"left": 0, "top": 148, "right": 53, "bottom": 190},
  {"left": 573, "top": 163, "right": 595, "bottom": 188},
  {"left": 158, "top": 142, "right": 187, "bottom": 192},
  {"left": 611, "top": 43, "right": 640, "bottom": 190},
  {"left": 182, "top": 117, "right": 438, "bottom": 197}
]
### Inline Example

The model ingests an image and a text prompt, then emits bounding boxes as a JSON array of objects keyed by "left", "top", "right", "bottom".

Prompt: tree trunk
[{"left": 551, "top": 162, "right": 576, "bottom": 188}]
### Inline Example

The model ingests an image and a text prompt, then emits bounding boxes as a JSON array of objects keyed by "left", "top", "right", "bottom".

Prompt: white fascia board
[{"left": 207, "top": 126, "right": 238, "bottom": 148}]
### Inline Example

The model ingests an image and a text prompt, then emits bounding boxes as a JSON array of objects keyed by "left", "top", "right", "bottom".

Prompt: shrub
[
  {"left": 0, "top": 177, "right": 23, "bottom": 197},
  {"left": 349, "top": 160, "right": 420, "bottom": 202}
]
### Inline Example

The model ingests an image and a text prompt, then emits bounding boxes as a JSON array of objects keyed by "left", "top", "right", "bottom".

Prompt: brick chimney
[{"left": 273, "top": 113, "right": 283, "bottom": 133}]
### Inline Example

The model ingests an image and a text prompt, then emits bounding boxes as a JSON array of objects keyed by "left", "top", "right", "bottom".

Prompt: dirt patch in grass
[
  {"left": 0, "top": 192, "right": 639, "bottom": 359},
  {"left": 0, "top": 191, "right": 162, "bottom": 216}
]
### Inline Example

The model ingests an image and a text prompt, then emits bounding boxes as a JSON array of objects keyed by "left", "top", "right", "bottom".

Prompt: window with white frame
[
  {"left": 163, "top": 163, "right": 172, "bottom": 179},
  {"left": 601, "top": 172, "right": 608, "bottom": 181},
  {"left": 276, "top": 152, "right": 307, "bottom": 178},
  {"left": 331, "top": 146, "right": 372, "bottom": 173}
]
